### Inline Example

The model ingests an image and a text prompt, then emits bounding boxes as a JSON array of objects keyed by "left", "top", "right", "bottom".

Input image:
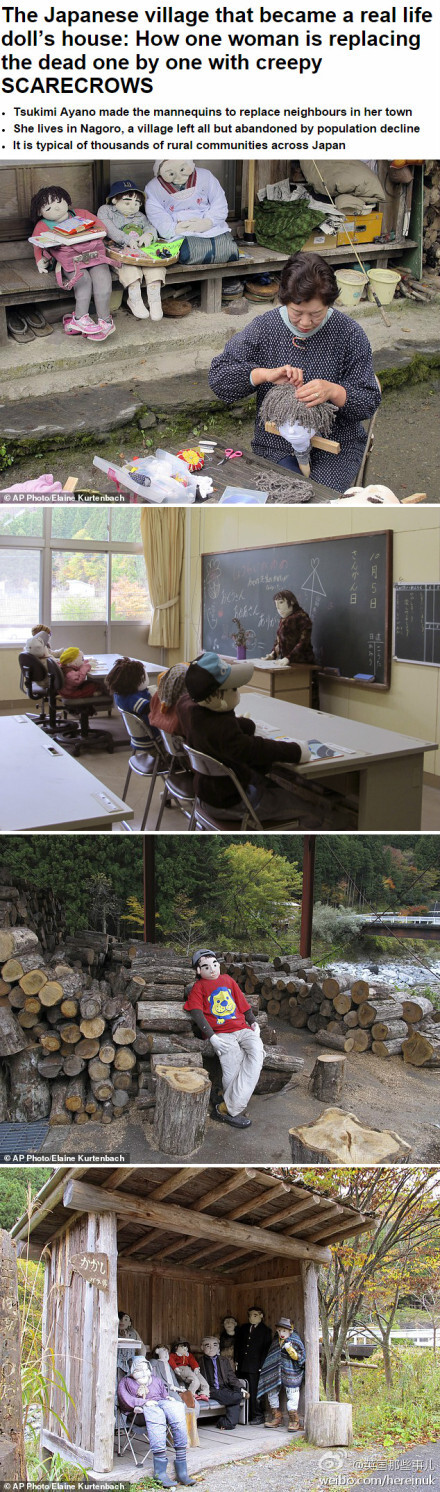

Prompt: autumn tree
[{"left": 299, "top": 1167, "right": 440, "bottom": 1400}]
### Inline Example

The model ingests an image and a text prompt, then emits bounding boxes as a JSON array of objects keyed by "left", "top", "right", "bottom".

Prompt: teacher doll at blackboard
[{"left": 209, "top": 254, "right": 381, "bottom": 493}]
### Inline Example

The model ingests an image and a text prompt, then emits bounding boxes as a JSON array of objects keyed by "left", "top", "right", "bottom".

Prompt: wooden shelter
[{"left": 11, "top": 1165, "right": 374, "bottom": 1474}]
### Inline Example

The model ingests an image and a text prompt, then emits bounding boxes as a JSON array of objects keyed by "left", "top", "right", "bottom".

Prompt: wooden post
[
  {"left": 143, "top": 837, "right": 156, "bottom": 944},
  {"left": 300, "top": 836, "right": 316, "bottom": 959},
  {"left": 93, "top": 1211, "right": 118, "bottom": 1473},
  {"left": 0, "top": 1230, "right": 26, "bottom": 1479},
  {"left": 301, "top": 1260, "right": 320, "bottom": 1420}
]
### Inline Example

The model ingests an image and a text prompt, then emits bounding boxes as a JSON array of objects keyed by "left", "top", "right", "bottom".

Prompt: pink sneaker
[
  {"left": 63, "top": 314, "right": 97, "bottom": 337},
  {"left": 86, "top": 318, "right": 115, "bottom": 341}
]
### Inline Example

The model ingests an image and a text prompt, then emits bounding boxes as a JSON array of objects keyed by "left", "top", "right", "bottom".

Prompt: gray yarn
[
  {"left": 260, "top": 386, "right": 338, "bottom": 436},
  {"left": 254, "top": 472, "right": 314, "bottom": 504}
]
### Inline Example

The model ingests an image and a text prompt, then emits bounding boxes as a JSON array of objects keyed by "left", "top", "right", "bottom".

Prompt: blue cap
[
  {"left": 186, "top": 652, "right": 253, "bottom": 701},
  {"left": 107, "top": 180, "right": 143, "bottom": 201}
]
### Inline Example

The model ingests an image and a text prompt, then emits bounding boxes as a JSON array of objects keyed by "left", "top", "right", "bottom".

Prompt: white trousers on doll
[
  {"left": 213, "top": 1028, "right": 264, "bottom": 1116},
  {"left": 268, "top": 1388, "right": 299, "bottom": 1411},
  {"left": 116, "top": 263, "right": 166, "bottom": 289}
]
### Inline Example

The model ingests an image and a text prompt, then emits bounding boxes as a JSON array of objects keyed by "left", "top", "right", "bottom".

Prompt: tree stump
[
  {"left": 289, "top": 1108, "right": 411, "bottom": 1163},
  {"left": 305, "top": 1402, "right": 353, "bottom": 1447},
  {"left": 309, "top": 1054, "right": 346, "bottom": 1102},
  {"left": 153, "top": 1066, "right": 211, "bottom": 1156},
  {"left": 9, "top": 1049, "right": 50, "bottom": 1122}
]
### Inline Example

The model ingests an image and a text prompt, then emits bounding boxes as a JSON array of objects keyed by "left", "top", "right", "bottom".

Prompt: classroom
[{"left": 0, "top": 502, "right": 439, "bottom": 833}]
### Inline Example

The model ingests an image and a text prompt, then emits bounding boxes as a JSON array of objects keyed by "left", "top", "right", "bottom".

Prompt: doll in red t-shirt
[
  {"left": 169, "top": 1343, "right": 209, "bottom": 1399},
  {"left": 184, "top": 950, "right": 264, "bottom": 1130}
]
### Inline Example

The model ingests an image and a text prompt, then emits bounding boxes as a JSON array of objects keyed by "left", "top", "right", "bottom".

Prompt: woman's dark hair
[
  {"left": 106, "top": 656, "right": 146, "bottom": 694},
  {"left": 274, "top": 589, "right": 298, "bottom": 608},
  {"left": 110, "top": 187, "right": 145, "bottom": 210},
  {"left": 30, "top": 185, "right": 72, "bottom": 226},
  {"left": 279, "top": 252, "right": 339, "bottom": 307}
]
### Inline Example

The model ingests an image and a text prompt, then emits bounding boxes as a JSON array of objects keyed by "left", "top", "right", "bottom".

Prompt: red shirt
[
  {"left": 169, "top": 1352, "right": 200, "bottom": 1372},
  {"left": 184, "top": 975, "right": 250, "bottom": 1034}
]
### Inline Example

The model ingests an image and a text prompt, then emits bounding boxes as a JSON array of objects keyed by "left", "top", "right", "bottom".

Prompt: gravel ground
[{"left": 192, "top": 1441, "right": 440, "bottom": 1492}]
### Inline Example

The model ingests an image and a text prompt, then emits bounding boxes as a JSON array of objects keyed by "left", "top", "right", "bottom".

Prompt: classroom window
[
  {"left": 51, "top": 550, "right": 107, "bottom": 622},
  {"left": 51, "top": 509, "right": 109, "bottom": 542},
  {"left": 0, "top": 548, "right": 41, "bottom": 642},
  {"left": 0, "top": 508, "right": 44, "bottom": 537},
  {"left": 110, "top": 553, "right": 152, "bottom": 622},
  {"left": 110, "top": 510, "right": 142, "bottom": 543}
]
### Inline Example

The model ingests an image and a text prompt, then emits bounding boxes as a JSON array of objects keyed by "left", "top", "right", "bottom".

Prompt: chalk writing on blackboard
[{"left": 394, "top": 584, "right": 440, "bottom": 666}]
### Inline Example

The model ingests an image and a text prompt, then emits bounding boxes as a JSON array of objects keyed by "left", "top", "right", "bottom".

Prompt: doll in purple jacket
[{"left": 118, "top": 1357, "right": 195, "bottom": 1486}]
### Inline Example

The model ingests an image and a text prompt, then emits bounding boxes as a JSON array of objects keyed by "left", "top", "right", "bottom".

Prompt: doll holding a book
[{"left": 29, "top": 185, "right": 115, "bottom": 341}]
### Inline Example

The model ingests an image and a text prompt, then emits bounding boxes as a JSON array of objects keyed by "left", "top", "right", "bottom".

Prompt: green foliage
[
  {"left": 0, "top": 441, "right": 13, "bottom": 471},
  {"left": 0, "top": 1168, "right": 52, "bottom": 1230},
  {"left": 311, "top": 903, "right": 361, "bottom": 947},
  {"left": 0, "top": 837, "right": 143, "bottom": 933},
  {"left": 214, "top": 841, "right": 302, "bottom": 949},
  {"left": 349, "top": 1348, "right": 440, "bottom": 1447}
]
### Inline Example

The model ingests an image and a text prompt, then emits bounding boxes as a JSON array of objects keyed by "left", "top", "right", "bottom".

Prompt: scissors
[{"left": 217, "top": 448, "right": 243, "bottom": 466}]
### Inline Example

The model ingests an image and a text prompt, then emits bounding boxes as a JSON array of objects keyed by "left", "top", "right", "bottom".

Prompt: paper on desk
[{"left": 251, "top": 720, "right": 357, "bottom": 760}]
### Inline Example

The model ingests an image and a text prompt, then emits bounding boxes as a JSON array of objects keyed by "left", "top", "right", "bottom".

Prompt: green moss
[{"left": 377, "top": 353, "right": 440, "bottom": 391}]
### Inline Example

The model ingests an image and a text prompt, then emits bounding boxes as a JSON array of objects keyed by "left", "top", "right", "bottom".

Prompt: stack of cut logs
[
  {"left": 0, "top": 931, "right": 303, "bottom": 1129},
  {"left": 423, "top": 160, "right": 440, "bottom": 271},
  {"left": 2, "top": 930, "right": 439, "bottom": 1130},
  {"left": 0, "top": 869, "right": 65, "bottom": 954},
  {"left": 222, "top": 955, "right": 440, "bottom": 1068}
]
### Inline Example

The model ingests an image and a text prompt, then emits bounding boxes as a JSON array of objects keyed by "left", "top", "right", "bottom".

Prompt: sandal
[
  {"left": 24, "top": 309, "right": 53, "bottom": 337},
  {"left": 7, "top": 310, "right": 35, "bottom": 343}
]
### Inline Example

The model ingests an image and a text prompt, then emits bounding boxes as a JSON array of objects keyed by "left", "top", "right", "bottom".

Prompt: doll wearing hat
[
  {"left": 257, "top": 1318, "right": 305, "bottom": 1432},
  {"left": 117, "top": 1357, "right": 195, "bottom": 1487},
  {"left": 148, "top": 664, "right": 188, "bottom": 737},
  {"left": 98, "top": 180, "right": 165, "bottom": 321},
  {"left": 184, "top": 948, "right": 264, "bottom": 1129},
  {"left": 59, "top": 647, "right": 97, "bottom": 698},
  {"left": 145, "top": 163, "right": 238, "bottom": 265},
  {"left": 176, "top": 652, "right": 311, "bottom": 824}
]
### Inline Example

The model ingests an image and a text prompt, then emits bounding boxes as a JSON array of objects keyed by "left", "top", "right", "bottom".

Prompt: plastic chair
[
  {"left": 154, "top": 729, "right": 196, "bottom": 830},
  {"left": 117, "top": 707, "right": 170, "bottom": 830},
  {"left": 18, "top": 653, "right": 79, "bottom": 746},
  {"left": 355, "top": 376, "right": 382, "bottom": 485}
]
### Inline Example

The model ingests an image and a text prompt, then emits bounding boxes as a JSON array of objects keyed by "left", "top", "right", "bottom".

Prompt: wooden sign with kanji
[{"left": 70, "top": 1252, "right": 109, "bottom": 1289}]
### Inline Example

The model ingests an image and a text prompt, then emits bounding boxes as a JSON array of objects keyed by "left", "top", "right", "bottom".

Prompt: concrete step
[{"left": 0, "top": 372, "right": 218, "bottom": 445}]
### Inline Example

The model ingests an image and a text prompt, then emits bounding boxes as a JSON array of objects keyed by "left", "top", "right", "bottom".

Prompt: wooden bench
[{"left": 0, "top": 238, "right": 417, "bottom": 345}]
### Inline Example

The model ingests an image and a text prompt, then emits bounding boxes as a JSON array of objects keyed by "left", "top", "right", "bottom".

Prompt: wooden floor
[{"left": 93, "top": 1420, "right": 296, "bottom": 1481}]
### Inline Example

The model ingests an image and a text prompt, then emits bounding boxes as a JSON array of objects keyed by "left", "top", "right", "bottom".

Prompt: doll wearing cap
[
  {"left": 98, "top": 179, "right": 165, "bottom": 321},
  {"left": 59, "top": 647, "right": 97, "bottom": 697},
  {"left": 148, "top": 664, "right": 188, "bottom": 738},
  {"left": 184, "top": 948, "right": 264, "bottom": 1129},
  {"left": 176, "top": 651, "right": 311, "bottom": 825},
  {"left": 257, "top": 1318, "right": 305, "bottom": 1433}
]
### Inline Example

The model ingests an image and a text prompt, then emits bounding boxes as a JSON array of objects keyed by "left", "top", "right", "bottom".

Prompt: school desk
[
  {"left": 87, "top": 654, "right": 164, "bottom": 681},
  {"left": 0, "top": 716, "right": 133, "bottom": 831},
  {"left": 236, "top": 693, "right": 437, "bottom": 830}
]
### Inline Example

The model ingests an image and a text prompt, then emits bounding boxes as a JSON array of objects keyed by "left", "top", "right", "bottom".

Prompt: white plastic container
[
  {"left": 336, "top": 269, "right": 368, "bottom": 307},
  {"left": 367, "top": 268, "right": 401, "bottom": 305}
]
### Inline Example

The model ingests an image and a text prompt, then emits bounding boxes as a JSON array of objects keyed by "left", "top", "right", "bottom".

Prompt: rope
[{"left": 155, "top": 596, "right": 180, "bottom": 610}]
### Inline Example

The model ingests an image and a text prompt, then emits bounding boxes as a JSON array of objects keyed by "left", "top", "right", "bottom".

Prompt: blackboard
[
  {"left": 202, "top": 531, "right": 392, "bottom": 689},
  {"left": 394, "top": 584, "right": 440, "bottom": 666}
]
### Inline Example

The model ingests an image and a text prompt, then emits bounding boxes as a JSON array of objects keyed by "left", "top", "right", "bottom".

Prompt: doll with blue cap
[{"left": 98, "top": 179, "right": 165, "bottom": 321}]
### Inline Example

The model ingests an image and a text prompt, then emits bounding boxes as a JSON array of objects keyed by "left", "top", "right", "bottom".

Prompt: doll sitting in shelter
[
  {"left": 145, "top": 162, "right": 239, "bottom": 266},
  {"left": 169, "top": 1342, "right": 210, "bottom": 1399},
  {"left": 98, "top": 179, "right": 165, "bottom": 321},
  {"left": 118, "top": 1357, "right": 195, "bottom": 1487},
  {"left": 184, "top": 947, "right": 265, "bottom": 1130},
  {"left": 59, "top": 647, "right": 97, "bottom": 698},
  {"left": 265, "top": 590, "right": 315, "bottom": 667},
  {"left": 29, "top": 185, "right": 114, "bottom": 342}
]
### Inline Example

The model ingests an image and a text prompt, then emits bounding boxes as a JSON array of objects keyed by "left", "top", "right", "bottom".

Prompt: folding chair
[
  {"left": 117, "top": 707, "right": 170, "bottom": 830},
  {"left": 115, "top": 1405, "right": 153, "bottom": 1468},
  {"left": 182, "top": 744, "right": 265, "bottom": 830},
  {"left": 154, "top": 729, "right": 196, "bottom": 830}
]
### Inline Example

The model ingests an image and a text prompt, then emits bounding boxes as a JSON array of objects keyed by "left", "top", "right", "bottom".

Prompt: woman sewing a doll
[{"left": 209, "top": 252, "right": 381, "bottom": 493}]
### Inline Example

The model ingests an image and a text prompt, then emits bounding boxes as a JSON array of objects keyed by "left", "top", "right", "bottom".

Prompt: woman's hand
[
  {"left": 296, "top": 379, "right": 347, "bottom": 407},
  {"left": 251, "top": 365, "right": 304, "bottom": 388}
]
